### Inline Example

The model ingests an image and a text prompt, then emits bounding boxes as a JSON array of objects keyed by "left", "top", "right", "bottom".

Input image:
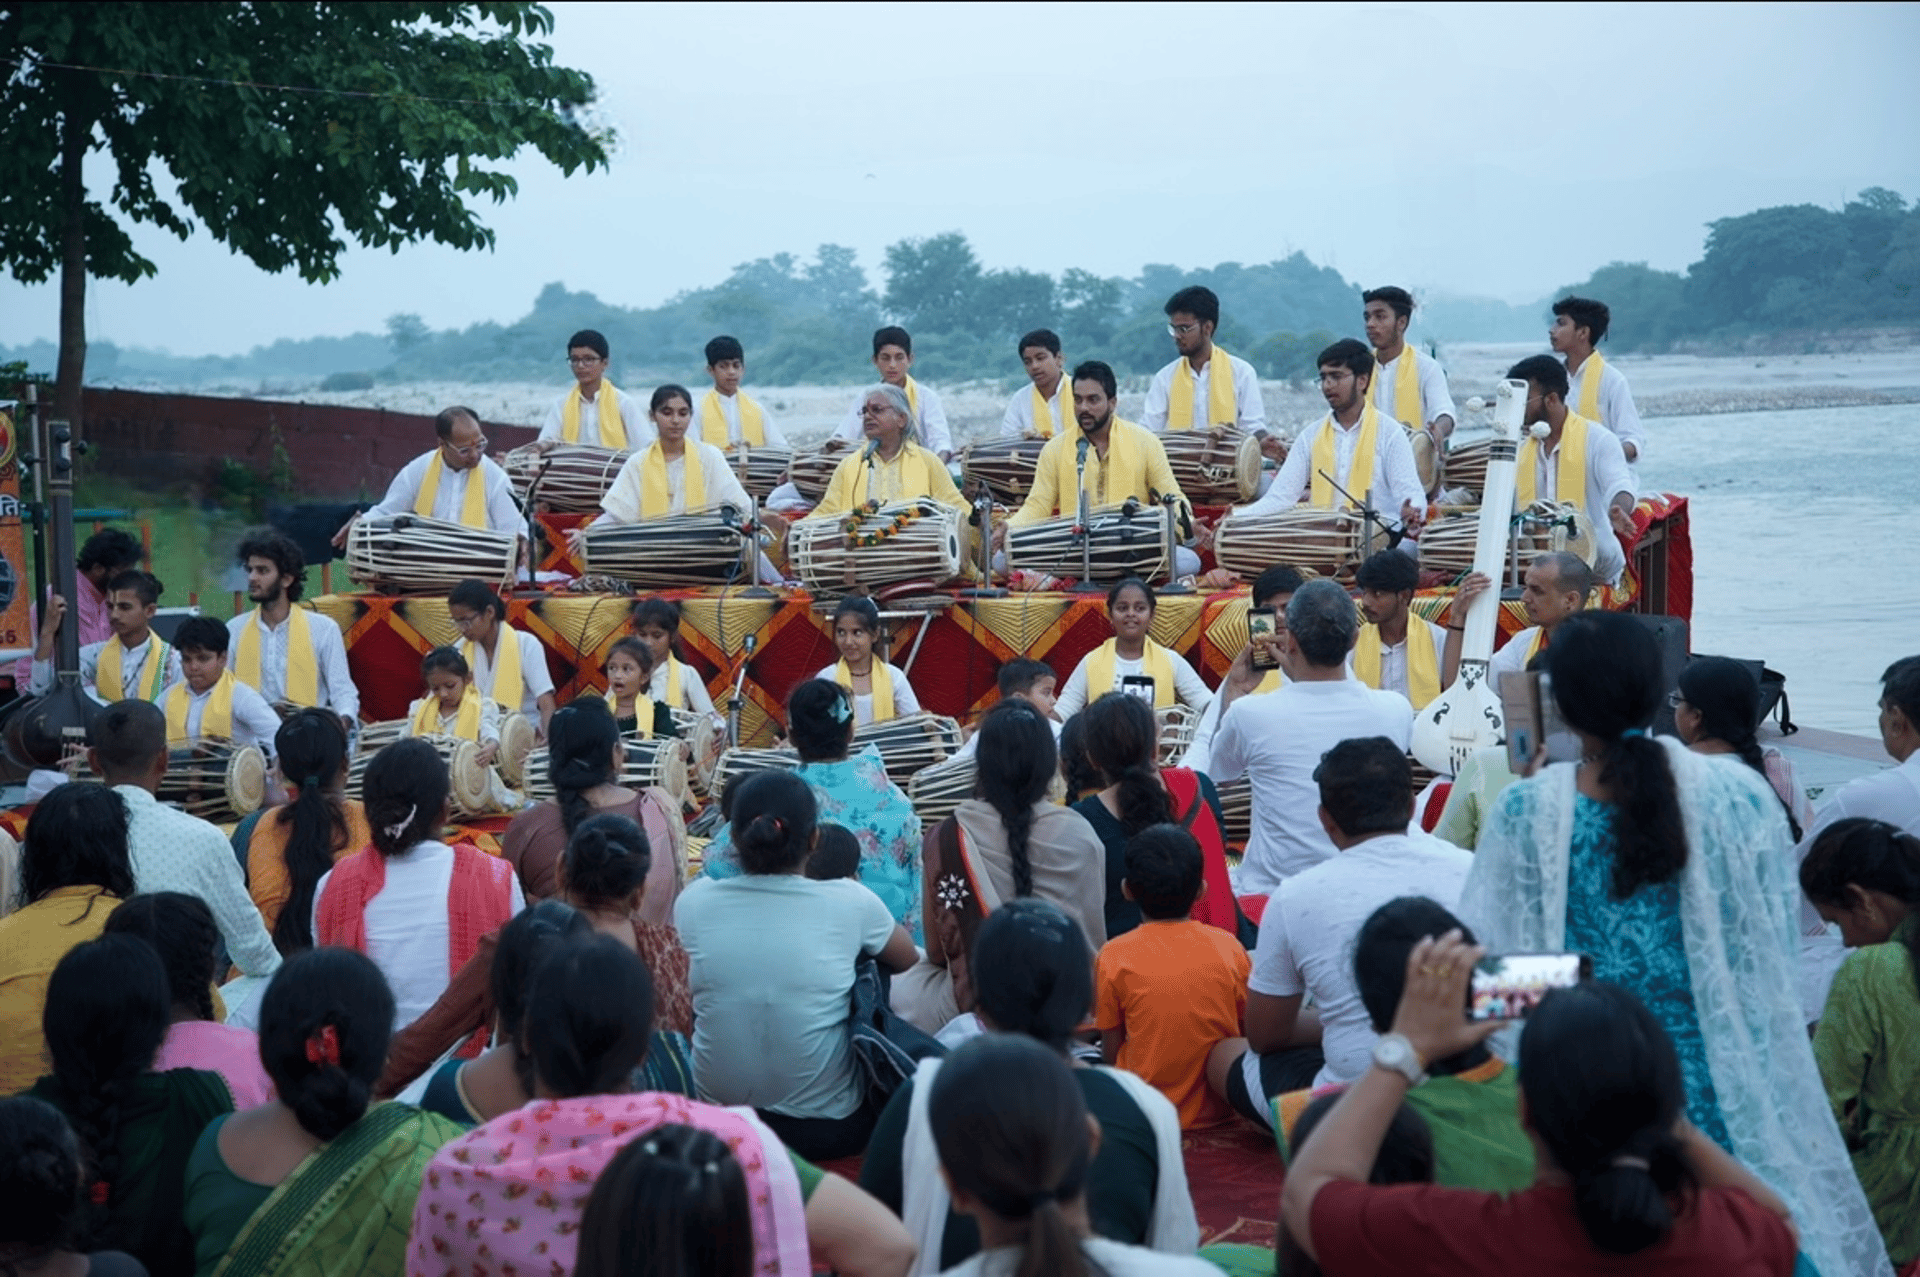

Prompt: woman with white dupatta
[{"left": 1458, "top": 612, "right": 1891, "bottom": 1277}]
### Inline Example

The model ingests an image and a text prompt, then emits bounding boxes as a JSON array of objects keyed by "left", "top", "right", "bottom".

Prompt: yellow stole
[
  {"left": 465, "top": 625, "right": 523, "bottom": 713},
  {"left": 835, "top": 658, "right": 895, "bottom": 722},
  {"left": 639, "top": 442, "right": 705, "bottom": 517},
  {"left": 855, "top": 446, "right": 939, "bottom": 507},
  {"left": 1308, "top": 406, "right": 1384, "bottom": 509},
  {"left": 1377, "top": 347, "right": 1422, "bottom": 428},
  {"left": 96, "top": 635, "right": 168, "bottom": 703},
  {"left": 593, "top": 689, "right": 657, "bottom": 739},
  {"left": 1165, "top": 349, "right": 1238, "bottom": 430},
  {"left": 1048, "top": 423, "right": 1148, "bottom": 511},
  {"left": 1516, "top": 413, "right": 1591, "bottom": 509},
  {"left": 413, "top": 685, "right": 483, "bottom": 741},
  {"left": 233, "top": 606, "right": 318, "bottom": 706},
  {"left": 659, "top": 655, "right": 687, "bottom": 710},
  {"left": 165, "top": 672, "right": 234, "bottom": 744},
  {"left": 1352, "top": 621, "right": 1441, "bottom": 709},
  {"left": 562, "top": 381, "right": 629, "bottom": 448},
  {"left": 699, "top": 390, "right": 766, "bottom": 446},
  {"left": 1525, "top": 627, "right": 1548, "bottom": 665},
  {"left": 1030, "top": 382, "right": 1068, "bottom": 439},
  {"left": 903, "top": 377, "right": 922, "bottom": 421},
  {"left": 1571, "top": 353, "right": 1606, "bottom": 421},
  {"left": 1254, "top": 669, "right": 1283, "bottom": 695},
  {"left": 414, "top": 453, "right": 489, "bottom": 528},
  {"left": 1083, "top": 638, "right": 1175, "bottom": 708}
]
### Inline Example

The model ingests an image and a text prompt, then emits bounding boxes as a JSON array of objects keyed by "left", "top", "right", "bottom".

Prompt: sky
[{"left": 4, "top": 0, "right": 1918, "bottom": 357}]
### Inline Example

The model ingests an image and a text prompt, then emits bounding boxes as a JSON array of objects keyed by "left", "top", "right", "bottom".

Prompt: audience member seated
[
  {"left": 927, "top": 1035, "right": 1218, "bottom": 1277},
  {"left": 677, "top": 769, "right": 918, "bottom": 1160},
  {"left": 1054, "top": 578, "right": 1213, "bottom": 717},
  {"left": 1058, "top": 712, "right": 1103, "bottom": 804},
  {"left": 105, "top": 892, "right": 273, "bottom": 1109},
  {"left": 246, "top": 709, "right": 369, "bottom": 954},
  {"left": 816, "top": 595, "right": 921, "bottom": 726},
  {"left": 29, "top": 935, "right": 233, "bottom": 1277},
  {"left": 0, "top": 784, "right": 133, "bottom": 1093},
  {"left": 705, "top": 679, "right": 924, "bottom": 938},
  {"left": 184, "top": 948, "right": 463, "bottom": 1277},
  {"left": 895, "top": 699, "right": 1106, "bottom": 1034},
  {"left": 573, "top": 1124, "right": 764, "bottom": 1277},
  {"left": 864, "top": 899, "right": 1199, "bottom": 1273},
  {"left": 1279, "top": 936, "right": 1803, "bottom": 1276},
  {"left": 1070, "top": 693, "right": 1233, "bottom": 941},
  {"left": 953, "top": 658, "right": 1060, "bottom": 762},
  {"left": 408, "top": 932, "right": 915, "bottom": 1277},
  {"left": 1429, "top": 743, "right": 1517, "bottom": 851},
  {"left": 1273, "top": 1090, "right": 1433, "bottom": 1277},
  {"left": 807, "top": 823, "right": 865, "bottom": 882},
  {"left": 1801, "top": 817, "right": 1920, "bottom": 1268},
  {"left": 0, "top": 1096, "right": 150, "bottom": 1277}
]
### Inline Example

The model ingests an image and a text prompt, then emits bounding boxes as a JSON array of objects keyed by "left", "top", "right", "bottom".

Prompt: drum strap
[
  {"left": 415, "top": 452, "right": 490, "bottom": 529},
  {"left": 700, "top": 389, "right": 766, "bottom": 446},
  {"left": 563, "top": 379, "right": 630, "bottom": 449},
  {"left": 165, "top": 672, "right": 235, "bottom": 745},
  {"left": 1571, "top": 352, "right": 1606, "bottom": 421},
  {"left": 1516, "top": 413, "right": 1590, "bottom": 511},
  {"left": 1166, "top": 347, "right": 1239, "bottom": 431}
]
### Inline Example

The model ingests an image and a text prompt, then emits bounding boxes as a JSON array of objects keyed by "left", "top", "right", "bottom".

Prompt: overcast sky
[{"left": 4, "top": 1, "right": 1917, "bottom": 357}]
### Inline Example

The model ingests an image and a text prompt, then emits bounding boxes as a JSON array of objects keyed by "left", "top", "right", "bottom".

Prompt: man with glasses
[
  {"left": 334, "top": 406, "right": 525, "bottom": 544},
  {"left": 1143, "top": 285, "right": 1278, "bottom": 458},
  {"left": 536, "top": 328, "right": 649, "bottom": 450}
]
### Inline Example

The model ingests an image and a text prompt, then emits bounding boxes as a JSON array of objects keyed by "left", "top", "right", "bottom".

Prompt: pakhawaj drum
[{"left": 346, "top": 514, "right": 517, "bottom": 596}]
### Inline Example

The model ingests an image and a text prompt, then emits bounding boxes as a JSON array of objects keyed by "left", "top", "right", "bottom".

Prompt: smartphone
[
  {"left": 1120, "top": 675, "right": 1156, "bottom": 704},
  {"left": 1247, "top": 607, "right": 1279, "bottom": 670},
  {"left": 1469, "top": 952, "right": 1590, "bottom": 1021},
  {"left": 1498, "top": 671, "right": 1580, "bottom": 771}
]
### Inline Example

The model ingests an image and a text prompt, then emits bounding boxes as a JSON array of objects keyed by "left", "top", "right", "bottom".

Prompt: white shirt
[
  {"left": 1181, "top": 676, "right": 1283, "bottom": 777},
  {"left": 701, "top": 390, "right": 789, "bottom": 448},
  {"left": 1370, "top": 348, "right": 1458, "bottom": 428},
  {"left": 367, "top": 451, "right": 524, "bottom": 535},
  {"left": 176, "top": 678, "right": 282, "bottom": 757},
  {"left": 831, "top": 383, "right": 954, "bottom": 456},
  {"left": 1239, "top": 413, "right": 1426, "bottom": 520},
  {"left": 676, "top": 874, "right": 898, "bottom": 1119},
  {"left": 225, "top": 607, "right": 359, "bottom": 720},
  {"left": 954, "top": 713, "right": 1061, "bottom": 761},
  {"left": 1142, "top": 351, "right": 1267, "bottom": 436},
  {"left": 1487, "top": 625, "right": 1543, "bottom": 686},
  {"left": 1249, "top": 831, "right": 1474, "bottom": 1088},
  {"left": 30, "top": 633, "right": 182, "bottom": 699},
  {"left": 467, "top": 629, "right": 555, "bottom": 720},
  {"left": 116, "top": 784, "right": 282, "bottom": 980},
  {"left": 312, "top": 839, "right": 526, "bottom": 1033},
  {"left": 943, "top": 1238, "right": 1220, "bottom": 1277},
  {"left": 648, "top": 661, "right": 715, "bottom": 715},
  {"left": 536, "top": 384, "right": 654, "bottom": 447},
  {"left": 600, "top": 441, "right": 753, "bottom": 522},
  {"left": 1053, "top": 648, "right": 1214, "bottom": 718},
  {"left": 1565, "top": 353, "right": 1645, "bottom": 466},
  {"left": 1802, "top": 751, "right": 1920, "bottom": 842},
  {"left": 1208, "top": 678, "right": 1414, "bottom": 894},
  {"left": 1358, "top": 618, "right": 1451, "bottom": 703},
  {"left": 999, "top": 379, "right": 1075, "bottom": 439},
  {"left": 813, "top": 663, "right": 921, "bottom": 726},
  {"left": 1523, "top": 418, "right": 1633, "bottom": 584}
]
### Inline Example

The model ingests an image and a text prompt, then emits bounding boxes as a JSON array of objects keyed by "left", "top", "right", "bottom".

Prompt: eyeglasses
[
  {"left": 1666, "top": 690, "right": 1686, "bottom": 710},
  {"left": 568, "top": 355, "right": 605, "bottom": 367},
  {"left": 449, "top": 611, "right": 481, "bottom": 630},
  {"left": 1167, "top": 322, "right": 1200, "bottom": 337},
  {"left": 1318, "top": 371, "right": 1355, "bottom": 385},
  {"left": 446, "top": 437, "right": 488, "bottom": 458},
  {"left": 859, "top": 404, "right": 898, "bottom": 418}
]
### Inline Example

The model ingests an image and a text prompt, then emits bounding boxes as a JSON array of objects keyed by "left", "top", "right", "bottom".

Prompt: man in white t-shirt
[
  {"left": 1183, "top": 565, "right": 1301, "bottom": 776},
  {"left": 1803, "top": 655, "right": 1920, "bottom": 844},
  {"left": 829, "top": 326, "right": 953, "bottom": 459},
  {"left": 1209, "top": 737, "right": 1473, "bottom": 1125},
  {"left": 1209, "top": 579, "right": 1413, "bottom": 898}
]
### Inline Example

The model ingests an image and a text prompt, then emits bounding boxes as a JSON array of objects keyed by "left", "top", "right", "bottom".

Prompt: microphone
[
  {"left": 1075, "top": 436, "right": 1090, "bottom": 471},
  {"left": 863, "top": 438, "right": 882, "bottom": 464},
  {"left": 1529, "top": 422, "right": 1551, "bottom": 440}
]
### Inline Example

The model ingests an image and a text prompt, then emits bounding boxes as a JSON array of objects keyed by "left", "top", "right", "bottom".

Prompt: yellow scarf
[
  {"left": 1352, "top": 620, "right": 1442, "bottom": 709},
  {"left": 1571, "top": 353, "right": 1606, "bottom": 421},
  {"left": 1165, "top": 348, "right": 1238, "bottom": 431},
  {"left": 1308, "top": 406, "right": 1384, "bottom": 509},
  {"left": 855, "top": 446, "right": 940, "bottom": 507},
  {"left": 562, "top": 380, "right": 629, "bottom": 448},
  {"left": 1377, "top": 346, "right": 1422, "bottom": 429},
  {"left": 699, "top": 390, "right": 766, "bottom": 446},
  {"left": 639, "top": 442, "right": 706, "bottom": 518},
  {"left": 835, "top": 658, "right": 895, "bottom": 722},
  {"left": 165, "top": 672, "right": 234, "bottom": 744},
  {"left": 415, "top": 452, "right": 489, "bottom": 528},
  {"left": 1254, "top": 669, "right": 1283, "bottom": 694},
  {"left": 413, "top": 684, "right": 483, "bottom": 741},
  {"left": 1030, "top": 381, "right": 1069, "bottom": 439},
  {"left": 96, "top": 635, "right": 168, "bottom": 703},
  {"left": 1046, "top": 422, "right": 1148, "bottom": 511},
  {"left": 903, "top": 377, "right": 922, "bottom": 421},
  {"left": 659, "top": 654, "right": 687, "bottom": 710},
  {"left": 233, "top": 606, "right": 318, "bottom": 706},
  {"left": 465, "top": 625, "right": 523, "bottom": 713},
  {"left": 1525, "top": 627, "right": 1548, "bottom": 665},
  {"left": 1516, "top": 412, "right": 1591, "bottom": 509},
  {"left": 1083, "top": 637, "right": 1175, "bottom": 708}
]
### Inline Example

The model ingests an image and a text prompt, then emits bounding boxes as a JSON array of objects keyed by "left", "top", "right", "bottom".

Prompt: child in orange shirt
[{"left": 1094, "top": 824, "right": 1251, "bottom": 1128}]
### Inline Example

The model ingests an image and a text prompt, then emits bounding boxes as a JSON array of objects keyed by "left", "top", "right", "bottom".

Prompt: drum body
[
  {"left": 496, "top": 711, "right": 536, "bottom": 787},
  {"left": 671, "top": 708, "right": 728, "bottom": 797},
  {"left": 346, "top": 723, "right": 491, "bottom": 817},
  {"left": 1160, "top": 429, "right": 1262, "bottom": 504},
  {"left": 1418, "top": 501, "right": 1596, "bottom": 578},
  {"left": 907, "top": 753, "right": 976, "bottom": 831},
  {"left": 1006, "top": 506, "right": 1171, "bottom": 584},
  {"left": 1215, "top": 777, "right": 1251, "bottom": 849},
  {"left": 1213, "top": 508, "right": 1373, "bottom": 582},
  {"left": 851, "top": 713, "right": 963, "bottom": 788},
  {"left": 1154, "top": 703, "right": 1199, "bottom": 767},
  {"left": 707, "top": 746, "right": 800, "bottom": 801},
  {"left": 346, "top": 515, "right": 517, "bottom": 595},
  {"left": 158, "top": 741, "right": 267, "bottom": 824},
  {"left": 726, "top": 444, "right": 793, "bottom": 500},
  {"left": 1410, "top": 428, "right": 1440, "bottom": 493},
  {"left": 503, "top": 444, "right": 630, "bottom": 514},
  {"left": 580, "top": 510, "right": 752, "bottom": 588},
  {"left": 788, "top": 444, "right": 855, "bottom": 502},
  {"left": 790, "top": 501, "right": 964, "bottom": 594},
  {"left": 523, "top": 735, "right": 692, "bottom": 810},
  {"left": 1442, "top": 439, "right": 1490, "bottom": 499},
  {"left": 959, "top": 438, "right": 1047, "bottom": 506}
]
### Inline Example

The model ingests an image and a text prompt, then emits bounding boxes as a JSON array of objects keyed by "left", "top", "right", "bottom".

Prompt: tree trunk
[{"left": 54, "top": 96, "right": 89, "bottom": 435}]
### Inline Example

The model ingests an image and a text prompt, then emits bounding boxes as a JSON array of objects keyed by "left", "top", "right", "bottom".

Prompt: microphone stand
[
  {"left": 727, "top": 633, "right": 757, "bottom": 749},
  {"left": 740, "top": 497, "right": 775, "bottom": 599},
  {"left": 1317, "top": 471, "right": 1407, "bottom": 551},
  {"left": 1156, "top": 492, "right": 1190, "bottom": 592},
  {"left": 961, "top": 489, "right": 1005, "bottom": 598},
  {"left": 520, "top": 455, "right": 555, "bottom": 586}
]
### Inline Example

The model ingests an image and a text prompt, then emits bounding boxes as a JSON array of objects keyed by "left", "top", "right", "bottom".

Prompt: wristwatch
[{"left": 1371, "top": 1033, "right": 1427, "bottom": 1086}]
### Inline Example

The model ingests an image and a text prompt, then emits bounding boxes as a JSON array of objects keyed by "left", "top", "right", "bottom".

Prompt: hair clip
[
  {"left": 383, "top": 804, "right": 417, "bottom": 841},
  {"left": 304, "top": 1024, "right": 342, "bottom": 1068},
  {"left": 89, "top": 1180, "right": 110, "bottom": 1206}
]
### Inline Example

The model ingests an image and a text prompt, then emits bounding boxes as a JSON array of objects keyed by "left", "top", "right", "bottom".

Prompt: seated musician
[
  {"left": 597, "top": 637, "right": 678, "bottom": 739},
  {"left": 331, "top": 406, "right": 524, "bottom": 547},
  {"left": 804, "top": 383, "right": 965, "bottom": 521},
  {"left": 537, "top": 328, "right": 650, "bottom": 450},
  {"left": 699, "top": 335, "right": 789, "bottom": 447},
  {"left": 1352, "top": 550, "right": 1458, "bottom": 711},
  {"left": 229, "top": 530, "right": 359, "bottom": 732},
  {"left": 999, "top": 328, "right": 1073, "bottom": 439},
  {"left": 401, "top": 646, "right": 501, "bottom": 767},
  {"left": 1453, "top": 552, "right": 1595, "bottom": 686},
  {"left": 448, "top": 579, "right": 557, "bottom": 738},
  {"left": 1054, "top": 577, "right": 1213, "bottom": 718},
  {"left": 1229, "top": 339, "right": 1426, "bottom": 540},
  {"left": 28, "top": 568, "right": 181, "bottom": 703},
  {"left": 1143, "top": 285, "right": 1281, "bottom": 459},
  {"left": 998, "top": 359, "right": 1200, "bottom": 576},
  {"left": 1503, "top": 353, "right": 1637, "bottom": 585},
  {"left": 813, "top": 594, "right": 919, "bottom": 726},
  {"left": 828, "top": 326, "right": 955, "bottom": 459},
  {"left": 631, "top": 597, "right": 715, "bottom": 715},
  {"left": 162, "top": 616, "right": 281, "bottom": 757}
]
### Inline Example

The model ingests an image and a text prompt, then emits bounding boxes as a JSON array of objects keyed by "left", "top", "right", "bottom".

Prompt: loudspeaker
[{"left": 1630, "top": 614, "right": 1691, "bottom": 737}]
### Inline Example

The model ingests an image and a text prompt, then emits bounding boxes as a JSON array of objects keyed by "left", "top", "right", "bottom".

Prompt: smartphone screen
[
  {"left": 1247, "top": 608, "right": 1279, "bottom": 670},
  {"left": 1469, "top": 952, "right": 1589, "bottom": 1021},
  {"left": 1120, "top": 675, "right": 1156, "bottom": 704}
]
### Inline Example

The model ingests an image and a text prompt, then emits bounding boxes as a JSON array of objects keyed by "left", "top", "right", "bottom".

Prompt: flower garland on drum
[{"left": 841, "top": 499, "right": 927, "bottom": 549}]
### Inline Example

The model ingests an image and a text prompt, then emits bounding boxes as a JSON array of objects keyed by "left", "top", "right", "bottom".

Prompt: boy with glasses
[{"left": 536, "top": 328, "right": 650, "bottom": 450}]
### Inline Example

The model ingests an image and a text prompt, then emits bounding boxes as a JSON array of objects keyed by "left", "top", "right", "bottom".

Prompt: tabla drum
[
  {"left": 522, "top": 735, "right": 693, "bottom": 810},
  {"left": 346, "top": 514, "right": 517, "bottom": 596},
  {"left": 1441, "top": 438, "right": 1490, "bottom": 500},
  {"left": 1213, "top": 508, "right": 1378, "bottom": 582},
  {"left": 726, "top": 443, "right": 793, "bottom": 500},
  {"left": 496, "top": 711, "right": 536, "bottom": 787},
  {"left": 1215, "top": 776, "right": 1251, "bottom": 849},
  {"left": 1005, "top": 505, "right": 1172, "bottom": 585},
  {"left": 789, "top": 500, "right": 964, "bottom": 594},
  {"left": 158, "top": 741, "right": 266, "bottom": 824},
  {"left": 959, "top": 438, "right": 1047, "bottom": 506},
  {"left": 580, "top": 509, "right": 753, "bottom": 588},
  {"left": 1410, "top": 428, "right": 1440, "bottom": 493},
  {"left": 789, "top": 443, "right": 855, "bottom": 502},
  {"left": 707, "top": 746, "right": 800, "bottom": 804},
  {"left": 1160, "top": 428, "right": 1262, "bottom": 504},
  {"left": 345, "top": 719, "right": 406, "bottom": 797},
  {"left": 1154, "top": 703, "right": 1199, "bottom": 767},
  {"left": 852, "top": 713, "right": 964, "bottom": 788},
  {"left": 502, "top": 443, "right": 630, "bottom": 514},
  {"left": 1418, "top": 501, "right": 1597, "bottom": 578},
  {"left": 907, "top": 752, "right": 976, "bottom": 831},
  {"left": 670, "top": 708, "right": 727, "bottom": 797}
]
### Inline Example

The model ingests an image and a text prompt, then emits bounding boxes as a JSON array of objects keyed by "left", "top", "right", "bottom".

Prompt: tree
[
  {"left": 883, "top": 232, "right": 983, "bottom": 333},
  {"left": 0, "top": 3, "right": 609, "bottom": 428},
  {"left": 385, "top": 312, "right": 429, "bottom": 354}
]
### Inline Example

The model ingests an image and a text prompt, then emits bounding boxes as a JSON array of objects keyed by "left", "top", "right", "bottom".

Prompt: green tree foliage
[{"left": 0, "top": 2, "right": 609, "bottom": 425}]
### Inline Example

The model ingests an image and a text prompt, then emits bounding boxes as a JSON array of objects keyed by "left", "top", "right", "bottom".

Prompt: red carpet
[{"left": 1184, "top": 1122, "right": 1282, "bottom": 1249}]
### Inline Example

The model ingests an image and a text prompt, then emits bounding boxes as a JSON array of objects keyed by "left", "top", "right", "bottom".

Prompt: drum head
[
  {"left": 497, "top": 712, "right": 535, "bottom": 787},
  {"left": 224, "top": 746, "right": 267, "bottom": 817},
  {"left": 1410, "top": 428, "right": 1439, "bottom": 492},
  {"left": 1233, "top": 432, "right": 1264, "bottom": 500},
  {"left": 447, "top": 739, "right": 492, "bottom": 814},
  {"left": 1527, "top": 500, "right": 1598, "bottom": 567},
  {"left": 688, "top": 714, "right": 724, "bottom": 793}
]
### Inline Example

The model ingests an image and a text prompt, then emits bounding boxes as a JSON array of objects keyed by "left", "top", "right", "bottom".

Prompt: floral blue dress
[
  {"left": 703, "top": 746, "right": 924, "bottom": 941},
  {"left": 1563, "top": 794, "right": 1733, "bottom": 1151}
]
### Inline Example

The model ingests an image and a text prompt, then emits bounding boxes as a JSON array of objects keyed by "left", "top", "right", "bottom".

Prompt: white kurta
[
  {"left": 1237, "top": 413, "right": 1426, "bottom": 520},
  {"left": 699, "top": 390, "right": 790, "bottom": 448},
  {"left": 999, "top": 380, "right": 1075, "bottom": 439},
  {"left": 1370, "top": 348, "right": 1458, "bottom": 428},
  {"left": 226, "top": 608, "right": 360, "bottom": 720},
  {"left": 831, "top": 384, "right": 953, "bottom": 456},
  {"left": 600, "top": 441, "right": 753, "bottom": 522},
  {"left": 1142, "top": 351, "right": 1267, "bottom": 435},
  {"left": 536, "top": 385, "right": 655, "bottom": 447},
  {"left": 367, "top": 452, "right": 524, "bottom": 536},
  {"left": 1521, "top": 418, "right": 1633, "bottom": 584}
]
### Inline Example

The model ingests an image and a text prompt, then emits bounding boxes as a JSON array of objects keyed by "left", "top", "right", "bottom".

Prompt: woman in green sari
[{"left": 183, "top": 948, "right": 464, "bottom": 1277}]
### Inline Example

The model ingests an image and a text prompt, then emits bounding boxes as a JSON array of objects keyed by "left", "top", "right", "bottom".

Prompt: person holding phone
[
  {"left": 1183, "top": 566, "right": 1302, "bottom": 777},
  {"left": 1053, "top": 578, "right": 1213, "bottom": 718}
]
